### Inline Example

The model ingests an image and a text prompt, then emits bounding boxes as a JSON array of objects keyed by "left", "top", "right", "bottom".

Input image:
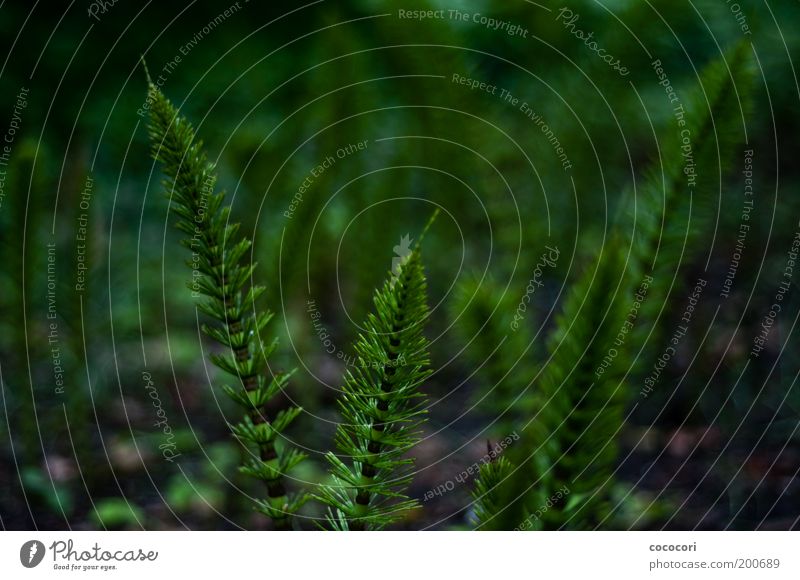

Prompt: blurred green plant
[
  {"left": 165, "top": 442, "right": 237, "bottom": 518},
  {"left": 628, "top": 41, "right": 755, "bottom": 357},
  {"left": 91, "top": 498, "right": 144, "bottom": 530},
  {"left": 449, "top": 273, "right": 538, "bottom": 435},
  {"left": 474, "top": 42, "right": 755, "bottom": 530},
  {"left": 21, "top": 466, "right": 74, "bottom": 519}
]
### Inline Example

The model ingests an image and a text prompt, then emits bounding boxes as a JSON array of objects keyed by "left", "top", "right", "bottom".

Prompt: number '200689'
[{"left": 736, "top": 558, "right": 780, "bottom": 569}]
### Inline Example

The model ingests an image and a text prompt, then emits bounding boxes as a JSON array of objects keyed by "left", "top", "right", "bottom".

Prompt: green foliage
[
  {"left": 21, "top": 466, "right": 74, "bottom": 518},
  {"left": 1, "top": 0, "right": 795, "bottom": 533},
  {"left": 449, "top": 273, "right": 537, "bottom": 433},
  {"left": 165, "top": 441, "right": 238, "bottom": 517},
  {"left": 145, "top": 74, "right": 308, "bottom": 528},
  {"left": 0, "top": 140, "right": 43, "bottom": 460},
  {"left": 316, "top": 238, "right": 433, "bottom": 530},
  {"left": 471, "top": 456, "right": 514, "bottom": 530},
  {"left": 609, "top": 484, "right": 676, "bottom": 530},
  {"left": 630, "top": 41, "right": 754, "bottom": 325},
  {"left": 481, "top": 43, "right": 754, "bottom": 530},
  {"left": 91, "top": 498, "right": 144, "bottom": 530},
  {"left": 498, "top": 243, "right": 630, "bottom": 530}
]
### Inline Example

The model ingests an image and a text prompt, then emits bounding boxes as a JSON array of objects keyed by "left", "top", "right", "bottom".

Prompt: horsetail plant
[
  {"left": 449, "top": 273, "right": 538, "bottom": 434},
  {"left": 478, "top": 43, "right": 754, "bottom": 530},
  {"left": 471, "top": 454, "right": 514, "bottom": 529},
  {"left": 145, "top": 74, "right": 308, "bottom": 529},
  {"left": 501, "top": 243, "right": 630, "bottom": 530},
  {"left": 138, "top": 40, "right": 753, "bottom": 532},
  {"left": 316, "top": 217, "right": 436, "bottom": 530},
  {"left": 628, "top": 40, "right": 754, "bottom": 359}
]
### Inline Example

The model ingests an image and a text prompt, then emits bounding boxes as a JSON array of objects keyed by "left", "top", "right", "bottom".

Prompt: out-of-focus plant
[
  {"left": 473, "top": 42, "right": 755, "bottom": 530},
  {"left": 448, "top": 274, "right": 537, "bottom": 435},
  {"left": 91, "top": 498, "right": 144, "bottom": 530}
]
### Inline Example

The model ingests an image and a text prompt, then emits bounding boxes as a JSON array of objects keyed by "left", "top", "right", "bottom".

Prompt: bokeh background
[{"left": 0, "top": 0, "right": 798, "bottom": 530}]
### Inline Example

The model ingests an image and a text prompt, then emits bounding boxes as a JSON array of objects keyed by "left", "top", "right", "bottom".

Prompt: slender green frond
[
  {"left": 145, "top": 75, "right": 307, "bottom": 528},
  {"left": 488, "top": 44, "right": 754, "bottom": 530},
  {"left": 315, "top": 241, "right": 432, "bottom": 530}
]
